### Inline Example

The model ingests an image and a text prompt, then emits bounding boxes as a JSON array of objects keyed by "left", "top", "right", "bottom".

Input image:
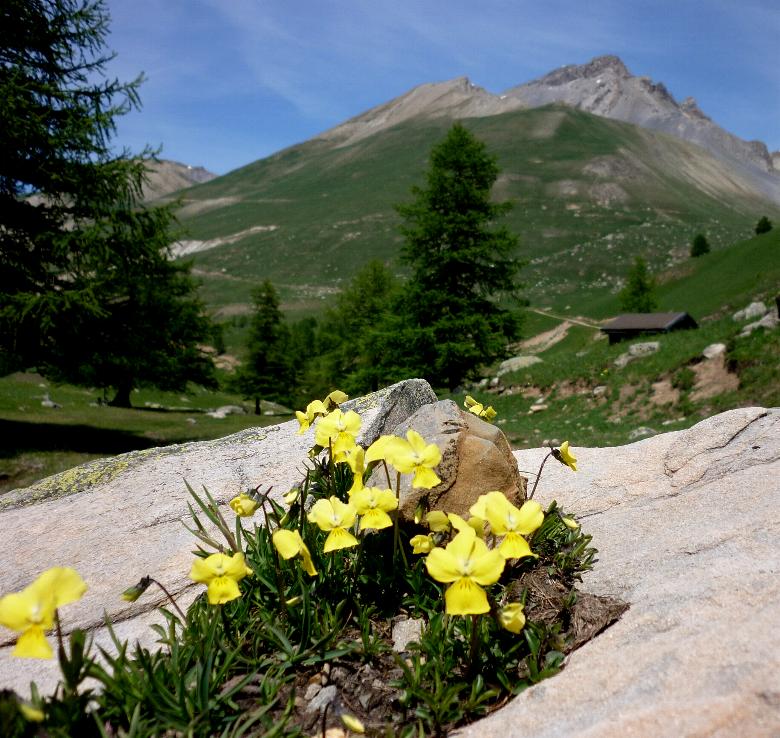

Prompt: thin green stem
[{"left": 467, "top": 614, "right": 480, "bottom": 678}]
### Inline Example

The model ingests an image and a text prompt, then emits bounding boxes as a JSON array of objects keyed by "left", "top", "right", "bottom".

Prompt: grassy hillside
[
  {"left": 168, "top": 106, "right": 778, "bottom": 322},
  {"left": 464, "top": 229, "right": 780, "bottom": 448}
]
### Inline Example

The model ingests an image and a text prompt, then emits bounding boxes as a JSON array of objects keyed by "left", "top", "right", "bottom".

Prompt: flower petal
[
  {"left": 497, "top": 532, "right": 536, "bottom": 561},
  {"left": 13, "top": 626, "right": 53, "bottom": 659},
  {"left": 30, "top": 567, "right": 87, "bottom": 609},
  {"left": 514, "top": 500, "right": 544, "bottom": 535},
  {"left": 273, "top": 529, "right": 303, "bottom": 560},
  {"left": 412, "top": 466, "right": 441, "bottom": 489},
  {"left": 468, "top": 548, "right": 506, "bottom": 585},
  {"left": 499, "top": 602, "right": 526, "bottom": 633},
  {"left": 425, "top": 510, "right": 450, "bottom": 532},
  {"left": 444, "top": 579, "right": 490, "bottom": 615},
  {"left": 425, "top": 548, "right": 462, "bottom": 583},
  {"left": 359, "top": 508, "right": 393, "bottom": 530},
  {"left": 206, "top": 577, "right": 241, "bottom": 605},
  {"left": 323, "top": 527, "right": 359, "bottom": 552}
]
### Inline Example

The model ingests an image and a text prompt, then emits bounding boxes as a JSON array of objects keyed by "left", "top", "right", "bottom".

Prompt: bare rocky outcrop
[{"left": 457, "top": 406, "right": 780, "bottom": 737}]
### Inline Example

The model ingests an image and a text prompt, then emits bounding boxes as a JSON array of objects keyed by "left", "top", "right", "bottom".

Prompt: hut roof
[{"left": 601, "top": 312, "right": 696, "bottom": 332}]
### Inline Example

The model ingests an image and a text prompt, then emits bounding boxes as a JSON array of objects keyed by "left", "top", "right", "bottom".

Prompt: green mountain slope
[{"left": 168, "top": 106, "right": 779, "bottom": 319}]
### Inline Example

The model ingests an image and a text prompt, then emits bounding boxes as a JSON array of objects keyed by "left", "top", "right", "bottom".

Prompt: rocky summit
[{"left": 0, "top": 382, "right": 778, "bottom": 737}]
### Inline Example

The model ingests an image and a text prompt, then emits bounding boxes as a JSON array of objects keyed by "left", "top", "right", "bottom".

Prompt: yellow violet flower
[
  {"left": 314, "top": 409, "right": 362, "bottom": 457},
  {"left": 323, "top": 389, "right": 349, "bottom": 409},
  {"left": 364, "top": 434, "right": 394, "bottom": 463},
  {"left": 483, "top": 495, "right": 544, "bottom": 560},
  {"left": 272, "top": 529, "right": 317, "bottom": 576},
  {"left": 0, "top": 567, "right": 87, "bottom": 659},
  {"left": 464, "top": 395, "right": 497, "bottom": 421},
  {"left": 384, "top": 430, "right": 442, "bottom": 489},
  {"left": 351, "top": 486, "right": 398, "bottom": 531},
  {"left": 448, "top": 512, "right": 486, "bottom": 539},
  {"left": 189, "top": 552, "right": 253, "bottom": 605},
  {"left": 295, "top": 399, "right": 327, "bottom": 434},
  {"left": 307, "top": 496, "right": 359, "bottom": 552},
  {"left": 562, "top": 516, "right": 579, "bottom": 530},
  {"left": 425, "top": 530, "right": 505, "bottom": 615},
  {"left": 410, "top": 533, "right": 435, "bottom": 554},
  {"left": 344, "top": 445, "right": 367, "bottom": 495},
  {"left": 341, "top": 713, "right": 366, "bottom": 733},
  {"left": 555, "top": 441, "right": 578, "bottom": 472},
  {"left": 283, "top": 488, "right": 300, "bottom": 506},
  {"left": 499, "top": 602, "right": 526, "bottom": 634},
  {"left": 425, "top": 510, "right": 450, "bottom": 532},
  {"left": 229, "top": 493, "right": 259, "bottom": 517}
]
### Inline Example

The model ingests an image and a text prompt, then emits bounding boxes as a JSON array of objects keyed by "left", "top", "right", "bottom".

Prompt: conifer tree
[
  {"left": 619, "top": 256, "right": 658, "bottom": 313},
  {"left": 690, "top": 233, "right": 710, "bottom": 257},
  {"left": 390, "top": 123, "right": 523, "bottom": 389},
  {"left": 235, "top": 281, "right": 293, "bottom": 413},
  {"left": 755, "top": 216, "right": 773, "bottom": 235},
  {"left": 0, "top": 0, "right": 214, "bottom": 403}
]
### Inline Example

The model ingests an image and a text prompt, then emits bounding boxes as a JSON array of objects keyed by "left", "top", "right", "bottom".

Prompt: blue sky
[{"left": 105, "top": 0, "right": 779, "bottom": 175}]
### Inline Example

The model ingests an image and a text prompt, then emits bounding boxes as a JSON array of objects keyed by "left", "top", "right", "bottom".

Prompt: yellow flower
[
  {"left": 343, "top": 445, "right": 367, "bottom": 496},
  {"left": 283, "top": 488, "right": 300, "bottom": 506},
  {"left": 351, "top": 487, "right": 398, "bottom": 530},
  {"left": 448, "top": 512, "right": 486, "bottom": 539},
  {"left": 19, "top": 703, "right": 45, "bottom": 722},
  {"left": 425, "top": 530, "right": 505, "bottom": 615},
  {"left": 464, "top": 395, "right": 497, "bottom": 421},
  {"left": 364, "top": 434, "right": 395, "bottom": 463},
  {"left": 483, "top": 494, "right": 543, "bottom": 560},
  {"left": 229, "top": 493, "right": 259, "bottom": 517},
  {"left": 272, "top": 529, "right": 317, "bottom": 576},
  {"left": 384, "top": 430, "right": 442, "bottom": 489},
  {"left": 307, "top": 497, "right": 359, "bottom": 552},
  {"left": 410, "top": 533, "right": 435, "bottom": 554},
  {"left": 323, "top": 389, "right": 349, "bottom": 409},
  {"left": 341, "top": 713, "right": 366, "bottom": 733},
  {"left": 555, "top": 441, "right": 578, "bottom": 472},
  {"left": 0, "top": 568, "right": 87, "bottom": 659},
  {"left": 189, "top": 552, "right": 253, "bottom": 605},
  {"left": 314, "top": 409, "right": 362, "bottom": 457},
  {"left": 562, "top": 516, "right": 579, "bottom": 530},
  {"left": 425, "top": 510, "right": 450, "bottom": 532},
  {"left": 295, "top": 399, "right": 327, "bottom": 434},
  {"left": 499, "top": 602, "right": 526, "bottom": 634}
]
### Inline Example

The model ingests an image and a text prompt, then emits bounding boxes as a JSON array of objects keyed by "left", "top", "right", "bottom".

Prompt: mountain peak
[{"left": 534, "top": 55, "right": 631, "bottom": 87}]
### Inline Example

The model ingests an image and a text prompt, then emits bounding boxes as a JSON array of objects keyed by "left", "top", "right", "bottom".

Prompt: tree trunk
[
  {"left": 254, "top": 396, "right": 261, "bottom": 415},
  {"left": 109, "top": 380, "right": 133, "bottom": 408}
]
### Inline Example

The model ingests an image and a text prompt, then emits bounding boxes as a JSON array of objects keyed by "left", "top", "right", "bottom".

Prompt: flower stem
[
  {"left": 528, "top": 451, "right": 553, "bottom": 500},
  {"left": 149, "top": 578, "right": 187, "bottom": 621},
  {"left": 468, "top": 614, "right": 480, "bottom": 678}
]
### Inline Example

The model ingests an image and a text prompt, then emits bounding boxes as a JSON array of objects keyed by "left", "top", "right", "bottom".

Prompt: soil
[
  {"left": 690, "top": 355, "right": 739, "bottom": 401},
  {"left": 651, "top": 379, "right": 680, "bottom": 406}
]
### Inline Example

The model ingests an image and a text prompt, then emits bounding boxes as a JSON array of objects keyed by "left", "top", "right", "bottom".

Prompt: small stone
[
  {"left": 628, "top": 426, "right": 656, "bottom": 440},
  {"left": 530, "top": 404, "right": 548, "bottom": 412},
  {"left": 305, "top": 684, "right": 337, "bottom": 714},
  {"left": 392, "top": 618, "right": 423, "bottom": 652},
  {"left": 304, "top": 682, "right": 322, "bottom": 701},
  {"left": 732, "top": 300, "right": 766, "bottom": 321},
  {"left": 490, "top": 377, "right": 500, "bottom": 387},
  {"left": 702, "top": 343, "right": 726, "bottom": 360},
  {"left": 592, "top": 385, "right": 607, "bottom": 397}
]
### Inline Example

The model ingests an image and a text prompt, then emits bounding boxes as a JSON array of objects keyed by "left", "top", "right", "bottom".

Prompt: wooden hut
[{"left": 600, "top": 312, "right": 698, "bottom": 345}]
